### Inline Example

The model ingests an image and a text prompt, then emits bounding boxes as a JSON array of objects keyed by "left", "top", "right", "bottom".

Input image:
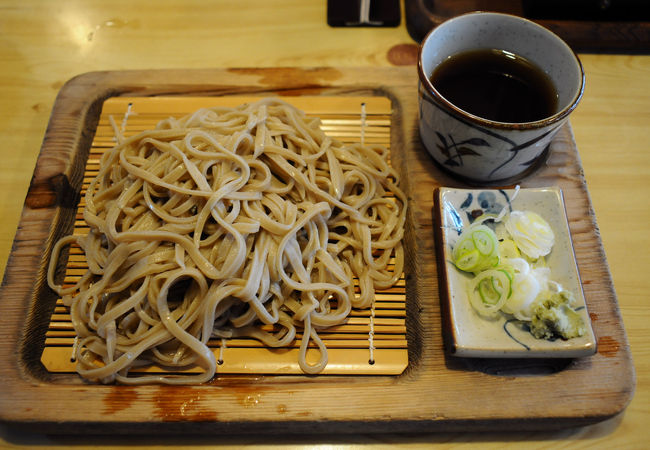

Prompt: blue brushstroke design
[
  {"left": 459, "top": 193, "right": 473, "bottom": 209},
  {"left": 477, "top": 191, "right": 496, "bottom": 210},
  {"left": 503, "top": 319, "right": 531, "bottom": 351},
  {"left": 498, "top": 189, "right": 514, "bottom": 214},
  {"left": 457, "top": 189, "right": 517, "bottom": 226},
  {"left": 444, "top": 200, "right": 464, "bottom": 234}
]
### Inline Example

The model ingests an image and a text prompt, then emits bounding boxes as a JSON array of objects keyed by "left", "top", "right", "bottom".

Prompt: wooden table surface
[{"left": 0, "top": 0, "right": 648, "bottom": 448}]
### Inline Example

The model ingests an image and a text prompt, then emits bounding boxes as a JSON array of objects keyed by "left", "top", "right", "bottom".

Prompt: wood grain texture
[{"left": 0, "top": 67, "right": 635, "bottom": 434}]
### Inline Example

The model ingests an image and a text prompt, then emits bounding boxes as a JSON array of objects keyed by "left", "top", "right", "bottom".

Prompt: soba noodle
[{"left": 47, "top": 98, "right": 406, "bottom": 384}]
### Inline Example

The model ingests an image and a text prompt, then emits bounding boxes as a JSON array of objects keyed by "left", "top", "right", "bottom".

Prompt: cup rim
[{"left": 417, "top": 11, "right": 585, "bottom": 131}]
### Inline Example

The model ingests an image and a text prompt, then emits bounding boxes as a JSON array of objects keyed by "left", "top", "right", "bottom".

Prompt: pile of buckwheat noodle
[{"left": 47, "top": 98, "right": 406, "bottom": 384}]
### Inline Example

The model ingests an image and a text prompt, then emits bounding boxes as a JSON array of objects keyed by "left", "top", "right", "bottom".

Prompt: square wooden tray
[{"left": 0, "top": 67, "right": 635, "bottom": 434}]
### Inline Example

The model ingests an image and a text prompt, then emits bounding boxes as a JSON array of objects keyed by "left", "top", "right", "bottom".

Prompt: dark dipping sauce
[{"left": 430, "top": 48, "right": 558, "bottom": 123}]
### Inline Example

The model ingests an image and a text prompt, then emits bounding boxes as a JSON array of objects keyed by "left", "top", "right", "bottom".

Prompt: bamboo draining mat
[{"left": 40, "top": 96, "right": 409, "bottom": 376}]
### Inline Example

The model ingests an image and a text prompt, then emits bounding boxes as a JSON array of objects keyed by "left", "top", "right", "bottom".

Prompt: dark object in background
[
  {"left": 523, "top": 0, "right": 650, "bottom": 21},
  {"left": 404, "top": 0, "right": 650, "bottom": 52},
  {"left": 327, "top": 0, "right": 401, "bottom": 27}
]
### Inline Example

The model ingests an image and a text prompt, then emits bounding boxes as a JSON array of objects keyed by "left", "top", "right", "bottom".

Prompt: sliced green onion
[
  {"left": 453, "top": 223, "right": 500, "bottom": 273},
  {"left": 454, "top": 238, "right": 475, "bottom": 258},
  {"left": 469, "top": 269, "right": 511, "bottom": 316},
  {"left": 472, "top": 229, "right": 494, "bottom": 255},
  {"left": 498, "top": 269, "right": 513, "bottom": 298},
  {"left": 455, "top": 249, "right": 480, "bottom": 272}
]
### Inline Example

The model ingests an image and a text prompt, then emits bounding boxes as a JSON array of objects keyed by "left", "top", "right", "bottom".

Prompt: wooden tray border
[{"left": 0, "top": 68, "right": 635, "bottom": 434}]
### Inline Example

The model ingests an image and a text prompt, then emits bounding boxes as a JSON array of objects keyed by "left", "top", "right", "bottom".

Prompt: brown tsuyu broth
[{"left": 430, "top": 48, "right": 558, "bottom": 123}]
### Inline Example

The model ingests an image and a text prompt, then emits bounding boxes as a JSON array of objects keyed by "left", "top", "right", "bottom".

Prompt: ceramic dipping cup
[{"left": 418, "top": 12, "right": 585, "bottom": 184}]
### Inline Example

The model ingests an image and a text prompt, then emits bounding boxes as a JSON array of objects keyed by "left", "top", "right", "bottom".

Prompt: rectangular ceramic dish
[{"left": 436, "top": 186, "right": 597, "bottom": 358}]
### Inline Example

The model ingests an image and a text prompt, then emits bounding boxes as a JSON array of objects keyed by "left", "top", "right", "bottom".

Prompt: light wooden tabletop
[{"left": 0, "top": 0, "right": 648, "bottom": 448}]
